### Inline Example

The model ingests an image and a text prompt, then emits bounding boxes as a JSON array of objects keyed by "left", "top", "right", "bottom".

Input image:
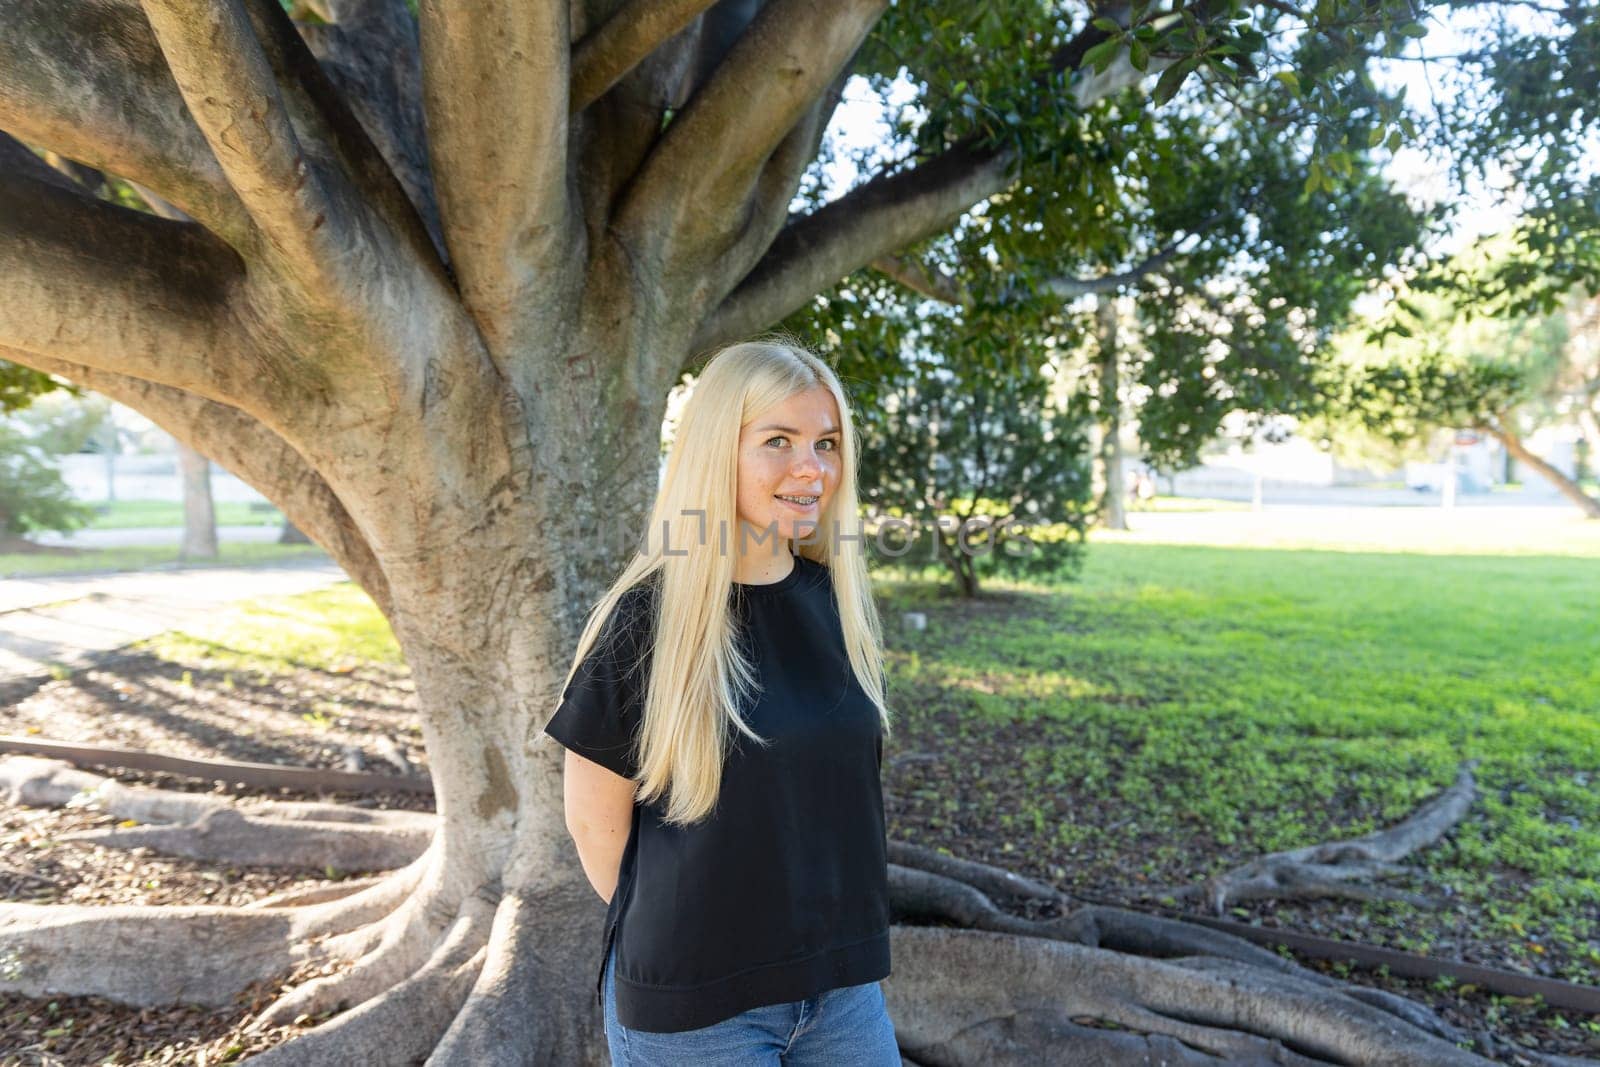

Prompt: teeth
[{"left": 777, "top": 495, "right": 818, "bottom": 505}]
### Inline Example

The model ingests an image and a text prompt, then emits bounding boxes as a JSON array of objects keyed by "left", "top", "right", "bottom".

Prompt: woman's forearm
[{"left": 568, "top": 822, "right": 626, "bottom": 904}]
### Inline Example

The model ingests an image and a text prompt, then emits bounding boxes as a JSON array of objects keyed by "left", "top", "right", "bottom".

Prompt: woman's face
[{"left": 735, "top": 386, "right": 843, "bottom": 553}]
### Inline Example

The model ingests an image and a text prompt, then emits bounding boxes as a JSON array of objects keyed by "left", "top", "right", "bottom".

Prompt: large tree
[{"left": 0, "top": 1, "right": 1593, "bottom": 1063}]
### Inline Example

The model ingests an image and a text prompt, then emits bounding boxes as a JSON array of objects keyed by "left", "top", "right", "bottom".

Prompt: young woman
[{"left": 542, "top": 337, "right": 900, "bottom": 1065}]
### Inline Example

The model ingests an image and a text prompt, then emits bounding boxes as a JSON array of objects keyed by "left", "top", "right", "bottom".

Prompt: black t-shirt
[{"left": 543, "top": 552, "right": 891, "bottom": 1033}]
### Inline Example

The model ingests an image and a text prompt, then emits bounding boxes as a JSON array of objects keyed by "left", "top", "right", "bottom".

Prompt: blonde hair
[{"left": 559, "top": 334, "right": 890, "bottom": 826}]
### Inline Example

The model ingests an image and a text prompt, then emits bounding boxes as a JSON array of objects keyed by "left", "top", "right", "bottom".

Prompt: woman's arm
[{"left": 562, "top": 748, "right": 636, "bottom": 905}]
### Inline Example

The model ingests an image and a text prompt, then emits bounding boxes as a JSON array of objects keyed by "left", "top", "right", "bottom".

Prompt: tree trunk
[
  {"left": 1576, "top": 406, "right": 1600, "bottom": 481},
  {"left": 279, "top": 519, "right": 312, "bottom": 544},
  {"left": 1095, "top": 294, "right": 1128, "bottom": 531},
  {"left": 1484, "top": 423, "right": 1600, "bottom": 518},
  {"left": 176, "top": 440, "right": 218, "bottom": 560}
]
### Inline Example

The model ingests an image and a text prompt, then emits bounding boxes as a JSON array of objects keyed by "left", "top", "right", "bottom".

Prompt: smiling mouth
[{"left": 775, "top": 494, "right": 819, "bottom": 510}]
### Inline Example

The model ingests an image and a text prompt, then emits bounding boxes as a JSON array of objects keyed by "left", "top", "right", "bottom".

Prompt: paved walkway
[{"left": 0, "top": 557, "right": 348, "bottom": 684}]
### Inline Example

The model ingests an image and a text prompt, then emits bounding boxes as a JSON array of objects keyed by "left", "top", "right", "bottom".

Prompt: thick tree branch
[
  {"left": 692, "top": 141, "right": 1015, "bottom": 350},
  {"left": 1, "top": 347, "right": 394, "bottom": 619},
  {"left": 570, "top": 0, "right": 719, "bottom": 112},
  {"left": 0, "top": 0, "right": 253, "bottom": 248},
  {"left": 139, "top": 0, "right": 371, "bottom": 300},
  {"left": 416, "top": 0, "right": 577, "bottom": 349},
  {"left": 1042, "top": 243, "right": 1189, "bottom": 298},
  {"left": 870, "top": 253, "right": 971, "bottom": 305},
  {"left": 616, "top": 0, "right": 886, "bottom": 261},
  {"left": 692, "top": 16, "right": 1190, "bottom": 349},
  {"left": 293, "top": 0, "right": 448, "bottom": 266},
  {"left": 707, "top": 70, "right": 852, "bottom": 316},
  {"left": 0, "top": 143, "right": 258, "bottom": 404},
  {"left": 1041, "top": 218, "right": 1220, "bottom": 298}
]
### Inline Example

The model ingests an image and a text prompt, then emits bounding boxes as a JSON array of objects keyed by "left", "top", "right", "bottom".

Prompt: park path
[{"left": 0, "top": 557, "right": 347, "bottom": 684}]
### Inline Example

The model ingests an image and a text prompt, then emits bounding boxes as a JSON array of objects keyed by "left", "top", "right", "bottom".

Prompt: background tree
[
  {"left": 1320, "top": 243, "right": 1598, "bottom": 516},
  {"left": 0, "top": 396, "right": 100, "bottom": 545},
  {"left": 830, "top": 72, "right": 1428, "bottom": 530},
  {"left": 786, "top": 259, "right": 1098, "bottom": 597},
  {"left": 177, "top": 441, "right": 220, "bottom": 560},
  {"left": 1559, "top": 292, "right": 1600, "bottom": 474},
  {"left": 1, "top": 1, "right": 1596, "bottom": 1063}
]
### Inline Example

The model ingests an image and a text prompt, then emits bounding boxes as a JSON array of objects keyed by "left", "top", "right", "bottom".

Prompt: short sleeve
[{"left": 544, "top": 587, "right": 654, "bottom": 780}]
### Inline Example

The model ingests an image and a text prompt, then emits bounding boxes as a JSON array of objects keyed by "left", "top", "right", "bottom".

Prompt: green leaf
[
  {"left": 1304, "top": 160, "right": 1324, "bottom": 197},
  {"left": 1273, "top": 70, "right": 1301, "bottom": 95},
  {"left": 1152, "top": 56, "right": 1201, "bottom": 105},
  {"left": 1083, "top": 38, "right": 1123, "bottom": 74},
  {"left": 1398, "top": 22, "right": 1429, "bottom": 38},
  {"left": 1091, "top": 16, "right": 1121, "bottom": 33},
  {"left": 1130, "top": 39, "right": 1149, "bottom": 72}
]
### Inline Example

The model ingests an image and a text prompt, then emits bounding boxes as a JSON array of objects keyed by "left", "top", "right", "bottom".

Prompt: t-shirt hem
[{"left": 615, "top": 928, "right": 891, "bottom": 1034}]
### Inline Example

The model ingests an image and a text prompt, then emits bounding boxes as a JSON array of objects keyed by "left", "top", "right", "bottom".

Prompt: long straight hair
[{"left": 558, "top": 335, "right": 890, "bottom": 826}]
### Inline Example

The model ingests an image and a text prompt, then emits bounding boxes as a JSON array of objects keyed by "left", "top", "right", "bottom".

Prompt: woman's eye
[{"left": 765, "top": 436, "right": 839, "bottom": 451}]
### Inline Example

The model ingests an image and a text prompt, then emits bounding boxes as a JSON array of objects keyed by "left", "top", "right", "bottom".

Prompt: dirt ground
[{"left": 0, "top": 646, "right": 1595, "bottom": 1064}]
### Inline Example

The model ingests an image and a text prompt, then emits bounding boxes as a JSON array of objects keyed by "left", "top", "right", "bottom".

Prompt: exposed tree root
[
  {"left": 0, "top": 759, "right": 1510, "bottom": 1063},
  {"left": 1137, "top": 759, "right": 1480, "bottom": 913},
  {"left": 0, "top": 831, "right": 444, "bottom": 1010},
  {"left": 249, "top": 876, "right": 388, "bottom": 909},
  {"left": 243, "top": 895, "right": 495, "bottom": 1067},
  {"left": 887, "top": 841, "right": 1481, "bottom": 1052},
  {"left": 0, "top": 903, "right": 307, "bottom": 1007},
  {"left": 895, "top": 1002, "right": 1331, "bottom": 1066},
  {"left": 62, "top": 807, "right": 431, "bottom": 871},
  {"left": 429, "top": 881, "right": 616, "bottom": 1065},
  {"left": 249, "top": 860, "right": 464, "bottom": 1029},
  {"left": 888, "top": 838, "right": 1064, "bottom": 904},
  {"left": 888, "top": 859, "right": 1314, "bottom": 982},
  {"left": 887, "top": 925, "right": 1492, "bottom": 1066},
  {"left": 0, "top": 755, "right": 432, "bottom": 870},
  {"left": 288, "top": 840, "right": 436, "bottom": 939}
]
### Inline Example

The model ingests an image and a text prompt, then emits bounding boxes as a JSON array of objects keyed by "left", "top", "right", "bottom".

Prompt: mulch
[{"left": 0, "top": 635, "right": 1595, "bottom": 1064}]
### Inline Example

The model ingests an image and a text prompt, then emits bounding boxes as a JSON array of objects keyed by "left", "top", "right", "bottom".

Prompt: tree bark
[
  {"left": 1096, "top": 294, "right": 1129, "bottom": 532},
  {"left": 1484, "top": 423, "right": 1600, "bottom": 518}
]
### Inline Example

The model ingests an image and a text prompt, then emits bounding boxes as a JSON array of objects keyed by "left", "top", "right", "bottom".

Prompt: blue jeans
[{"left": 602, "top": 941, "right": 900, "bottom": 1065}]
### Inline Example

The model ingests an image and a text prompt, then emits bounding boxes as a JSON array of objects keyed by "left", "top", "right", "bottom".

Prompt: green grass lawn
[
  {"left": 874, "top": 521, "right": 1599, "bottom": 987},
  {"left": 136, "top": 516, "right": 1600, "bottom": 992},
  {"left": 0, "top": 542, "right": 326, "bottom": 579},
  {"left": 80, "top": 499, "right": 285, "bottom": 529}
]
